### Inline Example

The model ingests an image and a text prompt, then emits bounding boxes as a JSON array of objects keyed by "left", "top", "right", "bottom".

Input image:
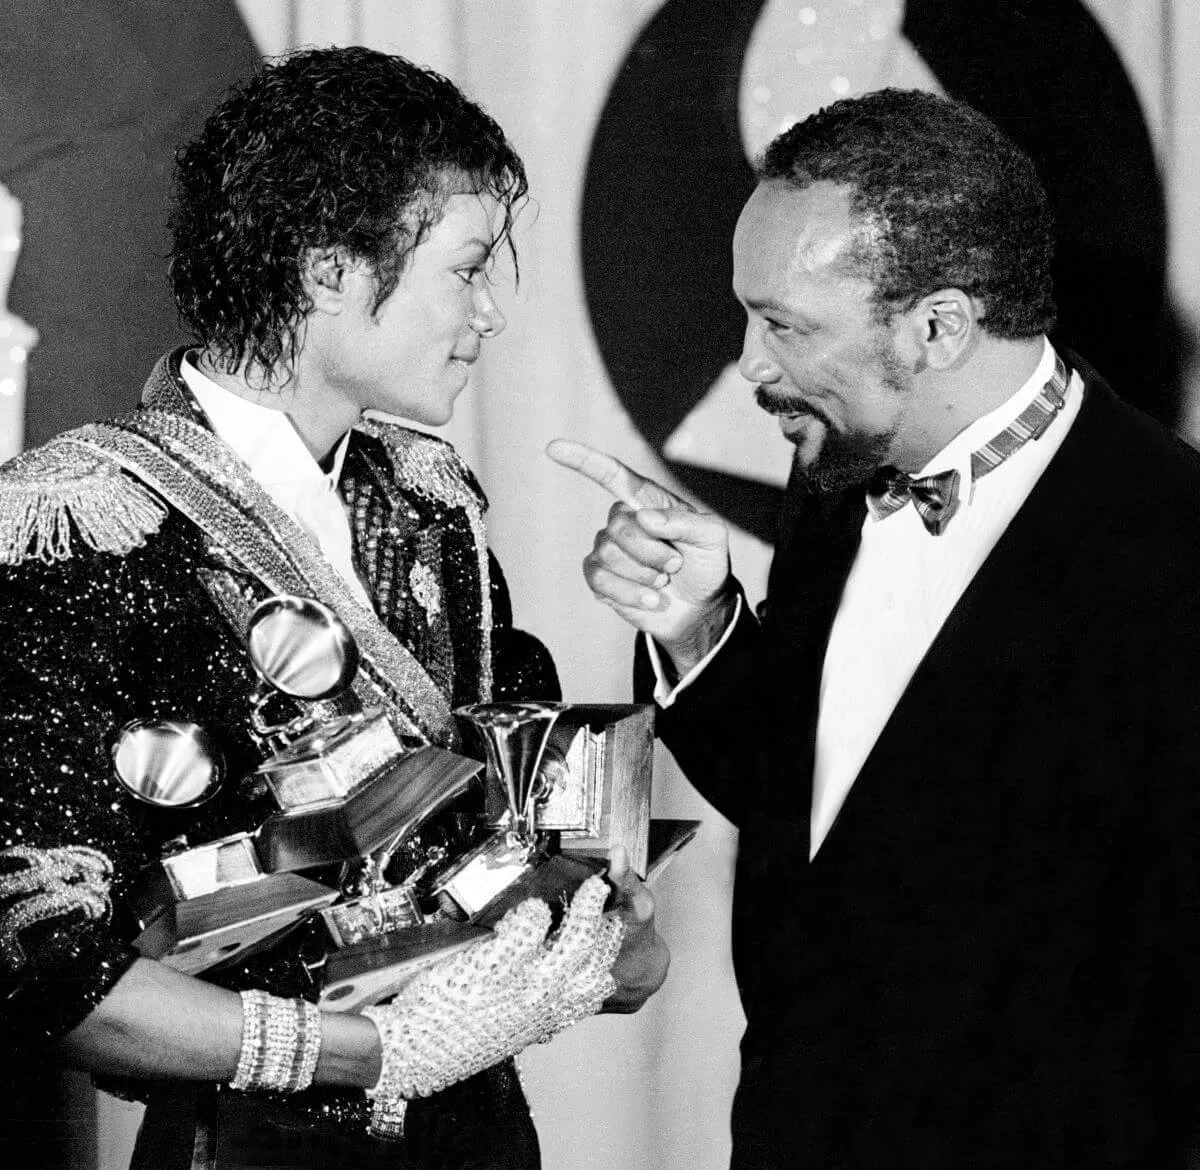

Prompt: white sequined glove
[{"left": 363, "top": 874, "right": 623, "bottom": 1138}]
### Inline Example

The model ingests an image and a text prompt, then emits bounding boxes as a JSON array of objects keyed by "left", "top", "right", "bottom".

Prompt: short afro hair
[
  {"left": 169, "top": 46, "right": 527, "bottom": 381},
  {"left": 759, "top": 88, "right": 1055, "bottom": 338}
]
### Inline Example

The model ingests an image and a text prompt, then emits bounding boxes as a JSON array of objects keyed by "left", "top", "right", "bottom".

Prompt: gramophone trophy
[
  {"left": 114, "top": 594, "right": 696, "bottom": 1006},
  {"left": 115, "top": 595, "right": 482, "bottom": 978},
  {"left": 431, "top": 703, "right": 598, "bottom": 926},
  {"left": 439, "top": 700, "right": 700, "bottom": 926},
  {"left": 112, "top": 719, "right": 339, "bottom": 975},
  {"left": 244, "top": 596, "right": 483, "bottom": 873}
]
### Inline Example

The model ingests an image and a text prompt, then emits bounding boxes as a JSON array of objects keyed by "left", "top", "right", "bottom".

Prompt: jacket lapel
[{"left": 809, "top": 369, "right": 1124, "bottom": 861}]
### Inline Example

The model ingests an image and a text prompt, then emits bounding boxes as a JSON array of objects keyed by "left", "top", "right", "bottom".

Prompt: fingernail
[
  {"left": 640, "top": 509, "right": 665, "bottom": 528},
  {"left": 640, "top": 591, "right": 660, "bottom": 608},
  {"left": 665, "top": 556, "right": 683, "bottom": 573},
  {"left": 653, "top": 572, "right": 669, "bottom": 588}
]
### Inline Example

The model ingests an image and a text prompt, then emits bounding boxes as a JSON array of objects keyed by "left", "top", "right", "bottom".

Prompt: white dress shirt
[
  {"left": 178, "top": 354, "right": 373, "bottom": 608},
  {"left": 653, "top": 338, "right": 1083, "bottom": 858}
]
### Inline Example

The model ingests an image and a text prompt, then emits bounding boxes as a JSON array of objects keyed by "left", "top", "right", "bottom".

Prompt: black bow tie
[{"left": 867, "top": 467, "right": 962, "bottom": 536}]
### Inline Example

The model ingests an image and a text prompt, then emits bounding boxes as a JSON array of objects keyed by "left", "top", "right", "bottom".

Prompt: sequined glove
[{"left": 363, "top": 874, "right": 623, "bottom": 1137}]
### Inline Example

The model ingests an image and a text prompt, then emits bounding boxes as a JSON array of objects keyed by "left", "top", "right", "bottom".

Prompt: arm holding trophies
[{"left": 0, "top": 465, "right": 666, "bottom": 1152}]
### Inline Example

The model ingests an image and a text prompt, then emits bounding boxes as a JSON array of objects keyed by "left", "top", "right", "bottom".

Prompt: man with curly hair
[
  {"left": 556, "top": 89, "right": 1200, "bottom": 1166},
  {"left": 0, "top": 46, "right": 667, "bottom": 1168}
]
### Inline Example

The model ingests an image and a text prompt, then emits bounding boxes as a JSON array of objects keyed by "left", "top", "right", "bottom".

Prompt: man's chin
[{"left": 793, "top": 432, "right": 893, "bottom": 493}]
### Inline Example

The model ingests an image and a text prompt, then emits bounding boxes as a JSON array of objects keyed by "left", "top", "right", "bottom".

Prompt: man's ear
[
  {"left": 901, "top": 289, "right": 981, "bottom": 371},
  {"left": 303, "top": 247, "right": 354, "bottom": 314}
]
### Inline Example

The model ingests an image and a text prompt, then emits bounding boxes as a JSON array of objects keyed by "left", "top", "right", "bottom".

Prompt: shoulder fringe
[
  {"left": 0, "top": 438, "right": 168, "bottom": 565},
  {"left": 359, "top": 419, "right": 488, "bottom": 511}
]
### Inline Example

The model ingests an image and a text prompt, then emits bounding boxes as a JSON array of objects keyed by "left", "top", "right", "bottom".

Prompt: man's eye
[
  {"left": 765, "top": 317, "right": 792, "bottom": 334},
  {"left": 457, "top": 263, "right": 496, "bottom": 286}
]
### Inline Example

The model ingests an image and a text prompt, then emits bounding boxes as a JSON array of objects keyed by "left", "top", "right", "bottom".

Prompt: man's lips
[{"left": 754, "top": 385, "right": 827, "bottom": 424}]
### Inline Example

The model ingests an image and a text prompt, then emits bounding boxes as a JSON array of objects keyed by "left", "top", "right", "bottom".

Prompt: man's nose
[
  {"left": 470, "top": 287, "right": 507, "bottom": 338},
  {"left": 738, "top": 324, "right": 781, "bottom": 383}
]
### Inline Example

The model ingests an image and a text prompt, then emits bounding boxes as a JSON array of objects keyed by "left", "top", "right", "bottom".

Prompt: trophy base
[
  {"left": 472, "top": 851, "right": 607, "bottom": 928},
  {"left": 645, "top": 818, "right": 702, "bottom": 882},
  {"left": 257, "top": 745, "right": 482, "bottom": 872},
  {"left": 319, "top": 920, "right": 490, "bottom": 1012},
  {"left": 133, "top": 871, "right": 338, "bottom": 975}
]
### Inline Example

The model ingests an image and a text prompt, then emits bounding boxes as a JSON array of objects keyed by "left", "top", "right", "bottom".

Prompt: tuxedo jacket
[{"left": 645, "top": 359, "right": 1200, "bottom": 1168}]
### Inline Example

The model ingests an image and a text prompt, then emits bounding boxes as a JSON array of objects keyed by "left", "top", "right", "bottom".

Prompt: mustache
[{"left": 754, "top": 384, "right": 827, "bottom": 422}]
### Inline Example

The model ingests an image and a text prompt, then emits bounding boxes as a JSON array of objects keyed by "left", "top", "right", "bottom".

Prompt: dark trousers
[{"left": 128, "top": 1065, "right": 539, "bottom": 1170}]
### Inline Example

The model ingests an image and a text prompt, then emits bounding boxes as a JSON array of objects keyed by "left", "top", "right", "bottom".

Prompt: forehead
[
  {"left": 732, "top": 180, "right": 862, "bottom": 296},
  {"left": 417, "top": 190, "right": 501, "bottom": 251}
]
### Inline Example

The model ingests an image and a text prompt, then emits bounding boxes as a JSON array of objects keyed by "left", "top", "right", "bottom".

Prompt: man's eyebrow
[
  {"left": 453, "top": 237, "right": 495, "bottom": 257},
  {"left": 743, "top": 295, "right": 800, "bottom": 318}
]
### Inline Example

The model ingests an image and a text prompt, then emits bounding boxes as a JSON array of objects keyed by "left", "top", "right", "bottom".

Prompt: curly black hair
[
  {"left": 169, "top": 46, "right": 528, "bottom": 381},
  {"left": 759, "top": 89, "right": 1055, "bottom": 339}
]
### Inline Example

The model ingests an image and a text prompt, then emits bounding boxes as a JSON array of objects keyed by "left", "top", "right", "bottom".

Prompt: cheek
[{"left": 806, "top": 342, "right": 865, "bottom": 394}]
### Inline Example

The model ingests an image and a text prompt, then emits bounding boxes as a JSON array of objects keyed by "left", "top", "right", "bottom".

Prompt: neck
[
  {"left": 892, "top": 334, "right": 1046, "bottom": 471},
  {"left": 196, "top": 348, "right": 360, "bottom": 463}
]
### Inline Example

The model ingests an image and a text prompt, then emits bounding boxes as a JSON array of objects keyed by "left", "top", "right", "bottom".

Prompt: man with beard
[{"left": 550, "top": 88, "right": 1200, "bottom": 1167}]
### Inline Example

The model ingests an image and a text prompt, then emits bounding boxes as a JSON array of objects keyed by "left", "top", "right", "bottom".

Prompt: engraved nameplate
[{"left": 257, "top": 710, "right": 403, "bottom": 810}]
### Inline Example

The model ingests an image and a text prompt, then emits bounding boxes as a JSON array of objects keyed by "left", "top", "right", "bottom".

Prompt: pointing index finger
[{"left": 545, "top": 438, "right": 679, "bottom": 511}]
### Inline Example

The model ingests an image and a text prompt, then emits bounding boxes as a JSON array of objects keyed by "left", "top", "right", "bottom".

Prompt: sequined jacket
[{"left": 0, "top": 350, "right": 557, "bottom": 1130}]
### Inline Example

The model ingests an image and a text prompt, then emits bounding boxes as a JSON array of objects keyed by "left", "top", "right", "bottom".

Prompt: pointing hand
[{"left": 546, "top": 439, "right": 736, "bottom": 669}]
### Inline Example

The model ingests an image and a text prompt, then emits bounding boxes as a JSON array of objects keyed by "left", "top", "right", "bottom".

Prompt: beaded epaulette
[
  {"left": 0, "top": 845, "right": 113, "bottom": 973},
  {"left": 361, "top": 421, "right": 494, "bottom": 701},
  {"left": 0, "top": 437, "right": 168, "bottom": 565},
  {"left": 360, "top": 421, "right": 489, "bottom": 512}
]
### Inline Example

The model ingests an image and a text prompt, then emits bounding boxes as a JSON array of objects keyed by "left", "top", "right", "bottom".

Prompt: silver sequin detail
[
  {"left": 63, "top": 414, "right": 455, "bottom": 747},
  {"left": 0, "top": 844, "right": 113, "bottom": 972},
  {"left": 361, "top": 421, "right": 493, "bottom": 702}
]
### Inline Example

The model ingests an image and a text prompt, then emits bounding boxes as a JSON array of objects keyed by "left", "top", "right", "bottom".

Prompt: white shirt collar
[
  {"left": 178, "top": 352, "right": 352, "bottom": 491},
  {"left": 912, "top": 336, "right": 1057, "bottom": 499}
]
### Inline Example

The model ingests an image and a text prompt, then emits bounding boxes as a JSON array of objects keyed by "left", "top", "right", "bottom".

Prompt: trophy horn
[
  {"left": 454, "top": 702, "right": 565, "bottom": 845},
  {"left": 247, "top": 594, "right": 359, "bottom": 702},
  {"left": 111, "top": 719, "right": 225, "bottom": 808}
]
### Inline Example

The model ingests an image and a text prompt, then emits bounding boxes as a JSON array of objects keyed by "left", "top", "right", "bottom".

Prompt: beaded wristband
[
  {"left": 230, "top": 990, "right": 269, "bottom": 1091},
  {"left": 260, "top": 994, "right": 295, "bottom": 1090},
  {"left": 290, "top": 999, "right": 322, "bottom": 1092},
  {"left": 229, "top": 989, "right": 323, "bottom": 1093}
]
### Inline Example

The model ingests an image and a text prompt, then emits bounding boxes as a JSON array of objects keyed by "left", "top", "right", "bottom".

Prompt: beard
[{"left": 755, "top": 342, "right": 911, "bottom": 492}]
